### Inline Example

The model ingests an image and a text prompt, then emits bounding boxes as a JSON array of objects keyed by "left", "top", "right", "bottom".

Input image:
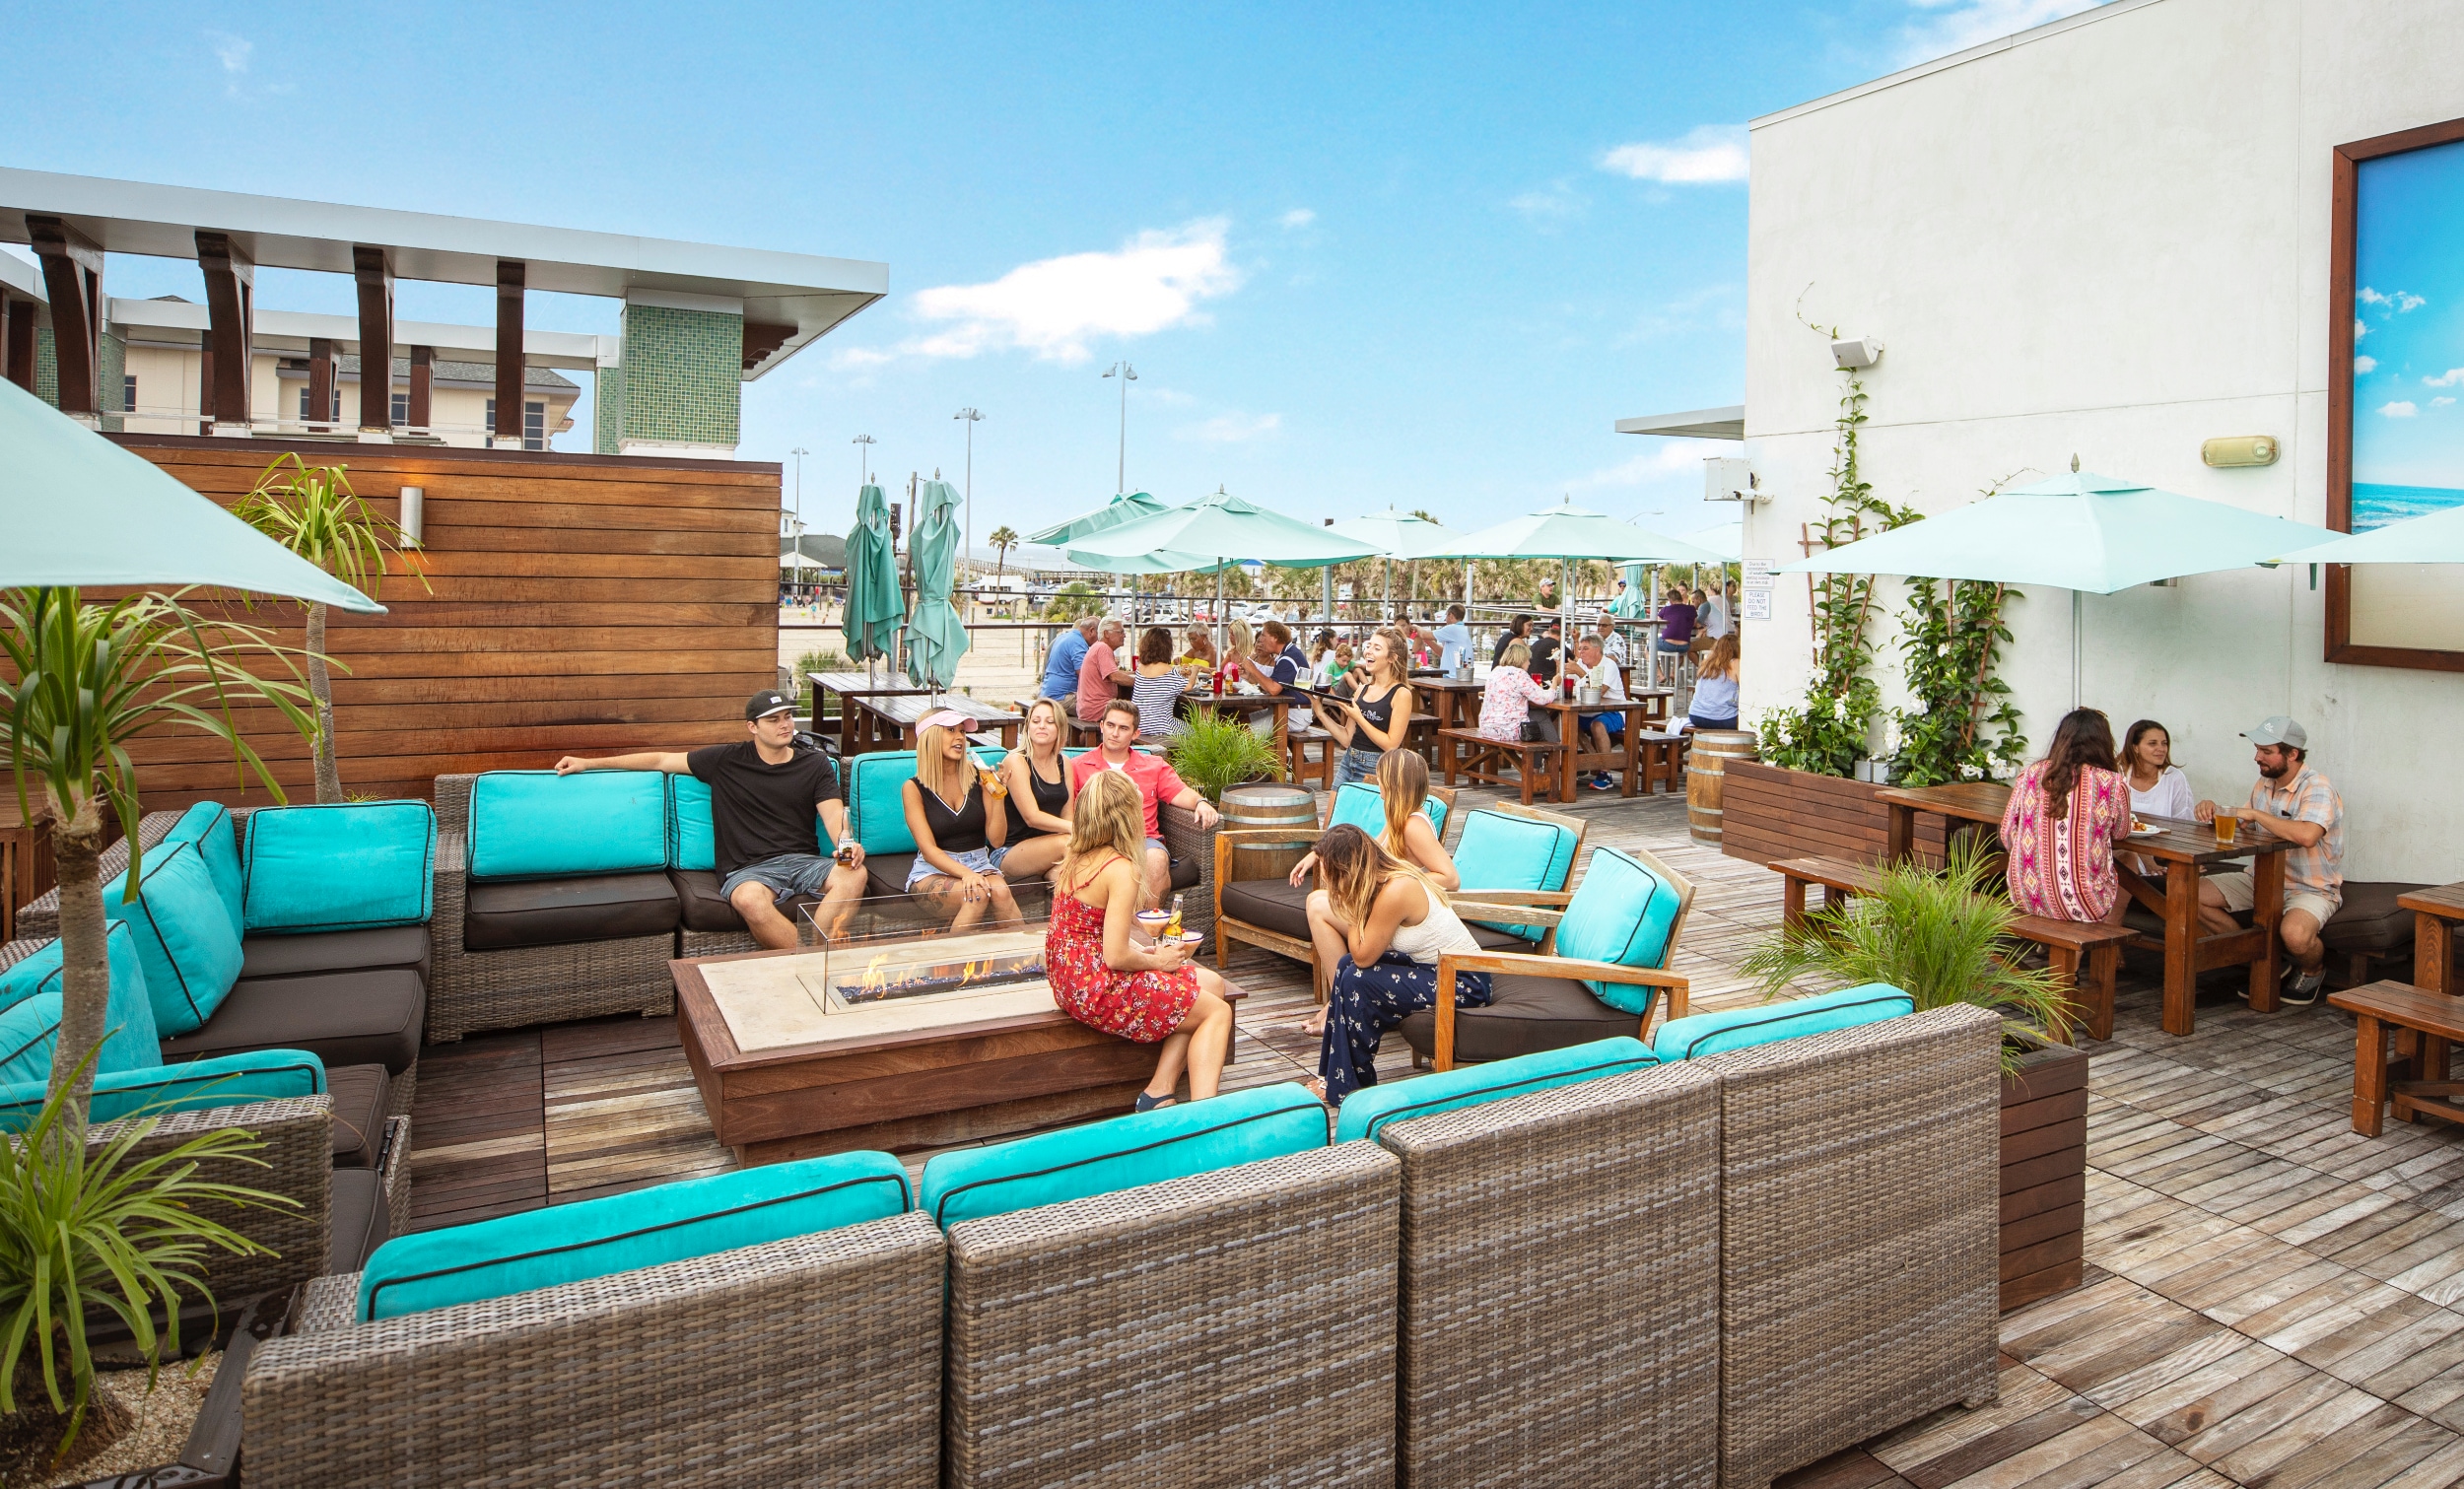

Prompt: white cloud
[
  {"left": 1599, "top": 126, "right": 1748, "bottom": 185},
  {"left": 2354, "top": 355, "right": 2376, "bottom": 373},
  {"left": 1509, "top": 181, "right": 1587, "bottom": 226},
  {"left": 2425, "top": 369, "right": 2464, "bottom": 386},
  {"left": 2356, "top": 318, "right": 2369, "bottom": 340},
  {"left": 1177, "top": 412, "right": 1281, "bottom": 443},
  {"left": 1278, "top": 209, "right": 1315, "bottom": 230},
  {"left": 208, "top": 31, "right": 251, "bottom": 72},
  {"left": 891, "top": 219, "right": 1241, "bottom": 365},
  {"left": 2437, "top": 397, "right": 2458, "bottom": 408},
  {"left": 1895, "top": 1, "right": 2105, "bottom": 66},
  {"left": 2380, "top": 400, "right": 2419, "bottom": 418},
  {"left": 2361, "top": 286, "right": 2428, "bottom": 312}
]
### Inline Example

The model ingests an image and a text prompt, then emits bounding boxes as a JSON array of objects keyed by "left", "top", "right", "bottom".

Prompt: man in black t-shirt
[
  {"left": 1529, "top": 617, "right": 1563, "bottom": 684},
  {"left": 553, "top": 689, "right": 866, "bottom": 947}
]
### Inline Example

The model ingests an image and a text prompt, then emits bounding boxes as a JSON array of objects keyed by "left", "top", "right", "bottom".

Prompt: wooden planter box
[
  {"left": 1718, "top": 760, "right": 1948, "bottom": 868},
  {"left": 2000, "top": 1036, "right": 2089, "bottom": 1312}
]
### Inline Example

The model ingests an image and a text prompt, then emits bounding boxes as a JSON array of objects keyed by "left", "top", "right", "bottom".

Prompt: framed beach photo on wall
[{"left": 2329, "top": 117, "right": 2464, "bottom": 671}]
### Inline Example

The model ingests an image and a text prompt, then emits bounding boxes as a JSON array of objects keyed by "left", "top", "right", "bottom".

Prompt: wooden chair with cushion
[
  {"left": 1213, "top": 781, "right": 1460, "bottom": 983},
  {"left": 1413, "top": 844, "right": 1694, "bottom": 1070}
]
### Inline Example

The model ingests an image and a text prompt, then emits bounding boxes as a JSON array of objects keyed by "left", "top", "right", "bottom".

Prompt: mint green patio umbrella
[
  {"left": 1608, "top": 563, "right": 1654, "bottom": 617},
  {"left": 904, "top": 479, "right": 970, "bottom": 693},
  {"left": 1420, "top": 502, "right": 1724, "bottom": 662},
  {"left": 1066, "top": 487, "right": 1382, "bottom": 648},
  {"left": 2281, "top": 501, "right": 2464, "bottom": 563},
  {"left": 843, "top": 481, "right": 905, "bottom": 676},
  {"left": 1330, "top": 508, "right": 1458, "bottom": 615},
  {"left": 1777, "top": 464, "right": 2337, "bottom": 706},
  {"left": 1027, "top": 491, "right": 1170, "bottom": 547},
  {"left": 0, "top": 378, "right": 381, "bottom": 611}
]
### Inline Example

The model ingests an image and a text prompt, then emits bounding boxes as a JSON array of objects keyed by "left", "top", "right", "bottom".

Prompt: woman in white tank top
[{"left": 1308, "top": 825, "right": 1491, "bottom": 1106}]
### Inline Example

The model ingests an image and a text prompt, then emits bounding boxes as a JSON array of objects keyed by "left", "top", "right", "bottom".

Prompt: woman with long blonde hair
[
  {"left": 1046, "top": 771, "right": 1236, "bottom": 1110},
  {"left": 1308, "top": 825, "right": 1489, "bottom": 1106},
  {"left": 900, "top": 712, "right": 1020, "bottom": 931},
  {"left": 1317, "top": 626, "right": 1415, "bottom": 787},
  {"left": 996, "top": 697, "right": 1075, "bottom": 883}
]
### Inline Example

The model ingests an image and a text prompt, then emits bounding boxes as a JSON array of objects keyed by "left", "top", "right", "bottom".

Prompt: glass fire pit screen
[
  {"left": 810, "top": 929, "right": 1049, "bottom": 1011},
  {"left": 697, "top": 920, "right": 1060, "bottom": 1053}
]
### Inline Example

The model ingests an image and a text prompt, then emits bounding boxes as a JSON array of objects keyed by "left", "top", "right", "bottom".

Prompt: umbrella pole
[{"left": 2072, "top": 588, "right": 2083, "bottom": 711}]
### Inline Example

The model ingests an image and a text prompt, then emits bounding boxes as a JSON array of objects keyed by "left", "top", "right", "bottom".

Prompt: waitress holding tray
[{"left": 1316, "top": 626, "right": 1416, "bottom": 787}]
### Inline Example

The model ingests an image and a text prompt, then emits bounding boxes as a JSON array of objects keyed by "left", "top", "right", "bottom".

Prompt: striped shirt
[{"left": 2247, "top": 766, "right": 2345, "bottom": 900}]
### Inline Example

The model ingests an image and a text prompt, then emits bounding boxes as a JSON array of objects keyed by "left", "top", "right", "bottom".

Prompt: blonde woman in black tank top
[
  {"left": 1318, "top": 628, "right": 1415, "bottom": 787},
  {"left": 997, "top": 698, "right": 1075, "bottom": 883}
]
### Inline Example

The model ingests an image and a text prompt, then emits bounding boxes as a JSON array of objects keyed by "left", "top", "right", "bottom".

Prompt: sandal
[{"left": 1133, "top": 1091, "right": 1180, "bottom": 1113}]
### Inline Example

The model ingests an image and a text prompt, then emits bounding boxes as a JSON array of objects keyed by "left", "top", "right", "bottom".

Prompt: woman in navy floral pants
[{"left": 1308, "top": 826, "right": 1491, "bottom": 1105}]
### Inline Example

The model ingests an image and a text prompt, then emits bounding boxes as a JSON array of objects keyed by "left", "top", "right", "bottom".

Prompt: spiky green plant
[
  {"left": 234, "top": 454, "right": 427, "bottom": 804},
  {"left": 1164, "top": 713, "right": 1284, "bottom": 803},
  {"left": 1739, "top": 840, "right": 2077, "bottom": 1066},
  {"left": 0, "top": 1049, "right": 294, "bottom": 1467},
  {"left": 0, "top": 588, "right": 314, "bottom": 1118}
]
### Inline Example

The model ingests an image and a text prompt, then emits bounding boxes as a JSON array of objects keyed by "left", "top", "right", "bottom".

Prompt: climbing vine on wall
[{"left": 1887, "top": 562, "right": 2027, "bottom": 786}]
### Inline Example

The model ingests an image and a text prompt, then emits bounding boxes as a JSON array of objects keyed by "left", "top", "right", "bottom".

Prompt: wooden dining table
[
  {"left": 809, "top": 670, "right": 932, "bottom": 756},
  {"left": 856, "top": 693, "right": 1025, "bottom": 752},
  {"left": 1180, "top": 689, "right": 1296, "bottom": 762},
  {"left": 1529, "top": 698, "right": 1665, "bottom": 801},
  {"left": 1879, "top": 780, "right": 2299, "bottom": 1037}
]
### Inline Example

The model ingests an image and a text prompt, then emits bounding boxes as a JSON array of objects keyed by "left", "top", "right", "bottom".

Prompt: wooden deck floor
[{"left": 406, "top": 782, "right": 2464, "bottom": 1488}]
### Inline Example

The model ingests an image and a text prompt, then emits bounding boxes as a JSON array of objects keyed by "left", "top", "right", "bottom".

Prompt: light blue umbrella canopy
[
  {"left": 2281, "top": 500, "right": 2464, "bottom": 564},
  {"left": 1328, "top": 508, "right": 1457, "bottom": 559},
  {"left": 0, "top": 378, "right": 382, "bottom": 611},
  {"left": 1416, "top": 503, "right": 1725, "bottom": 565},
  {"left": 1064, "top": 487, "right": 1384, "bottom": 570},
  {"left": 904, "top": 480, "right": 970, "bottom": 690},
  {"left": 843, "top": 482, "right": 905, "bottom": 665},
  {"left": 1026, "top": 491, "right": 1171, "bottom": 547}
]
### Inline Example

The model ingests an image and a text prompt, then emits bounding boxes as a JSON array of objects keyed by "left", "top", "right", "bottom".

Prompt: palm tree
[
  {"left": 987, "top": 525, "right": 1019, "bottom": 578},
  {"left": 235, "top": 455, "right": 425, "bottom": 804},
  {"left": 1, "top": 589, "right": 314, "bottom": 1121}
]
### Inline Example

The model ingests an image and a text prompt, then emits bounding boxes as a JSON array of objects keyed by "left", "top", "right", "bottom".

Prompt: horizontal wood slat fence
[{"left": 97, "top": 436, "right": 781, "bottom": 811}]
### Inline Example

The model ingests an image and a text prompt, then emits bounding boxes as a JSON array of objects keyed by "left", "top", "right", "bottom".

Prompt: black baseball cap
[{"left": 745, "top": 690, "right": 795, "bottom": 721}]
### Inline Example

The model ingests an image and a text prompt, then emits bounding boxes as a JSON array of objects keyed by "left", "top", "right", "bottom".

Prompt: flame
[{"left": 857, "top": 954, "right": 890, "bottom": 993}]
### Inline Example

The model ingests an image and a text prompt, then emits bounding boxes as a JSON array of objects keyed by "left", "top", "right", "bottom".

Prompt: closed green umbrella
[
  {"left": 843, "top": 482, "right": 905, "bottom": 674},
  {"left": 1027, "top": 491, "right": 1171, "bottom": 547},
  {"left": 904, "top": 479, "right": 970, "bottom": 693},
  {"left": 1777, "top": 464, "right": 2337, "bottom": 706},
  {"left": 1608, "top": 563, "right": 1655, "bottom": 617},
  {"left": 0, "top": 378, "right": 380, "bottom": 611}
]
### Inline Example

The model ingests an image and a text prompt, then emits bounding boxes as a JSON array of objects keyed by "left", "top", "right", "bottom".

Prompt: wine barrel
[
  {"left": 1686, "top": 730, "right": 1758, "bottom": 846},
  {"left": 1220, "top": 782, "right": 1318, "bottom": 884}
]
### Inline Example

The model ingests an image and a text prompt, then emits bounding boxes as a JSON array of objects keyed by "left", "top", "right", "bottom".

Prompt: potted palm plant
[
  {"left": 1740, "top": 842, "right": 2090, "bottom": 1312},
  {"left": 1163, "top": 714, "right": 1284, "bottom": 804},
  {"left": 236, "top": 455, "right": 426, "bottom": 804}
]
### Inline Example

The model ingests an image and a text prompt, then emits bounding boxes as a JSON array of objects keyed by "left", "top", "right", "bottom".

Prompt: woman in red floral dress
[
  {"left": 2001, "top": 709, "right": 2131, "bottom": 923},
  {"left": 1046, "top": 770, "right": 1235, "bottom": 1110}
]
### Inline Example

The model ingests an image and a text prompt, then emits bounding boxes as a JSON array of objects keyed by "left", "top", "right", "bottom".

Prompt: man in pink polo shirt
[
  {"left": 1068, "top": 698, "right": 1220, "bottom": 906},
  {"left": 1076, "top": 616, "right": 1132, "bottom": 724}
]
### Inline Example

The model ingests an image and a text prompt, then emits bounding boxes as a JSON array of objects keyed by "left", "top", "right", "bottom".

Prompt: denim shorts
[
  {"left": 1335, "top": 747, "right": 1382, "bottom": 786},
  {"left": 719, "top": 853, "right": 846, "bottom": 905},
  {"left": 905, "top": 846, "right": 1007, "bottom": 892}
]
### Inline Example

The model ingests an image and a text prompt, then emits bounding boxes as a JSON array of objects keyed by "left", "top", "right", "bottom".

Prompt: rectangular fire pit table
[{"left": 673, "top": 924, "right": 1244, "bottom": 1164}]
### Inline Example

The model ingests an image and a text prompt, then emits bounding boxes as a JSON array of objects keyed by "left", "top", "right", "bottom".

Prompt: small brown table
[
  {"left": 810, "top": 670, "right": 930, "bottom": 756},
  {"left": 2402, "top": 883, "right": 2464, "bottom": 995},
  {"left": 1412, "top": 677, "right": 1487, "bottom": 739},
  {"left": 857, "top": 694, "right": 1024, "bottom": 751},
  {"left": 1182, "top": 690, "right": 1295, "bottom": 761}
]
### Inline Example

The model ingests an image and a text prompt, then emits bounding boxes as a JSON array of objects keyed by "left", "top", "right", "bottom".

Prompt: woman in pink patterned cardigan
[{"left": 2000, "top": 710, "right": 2131, "bottom": 924}]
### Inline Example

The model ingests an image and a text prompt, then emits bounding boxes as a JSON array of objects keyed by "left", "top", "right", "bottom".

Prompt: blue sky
[
  {"left": 2354, "top": 135, "right": 2464, "bottom": 500},
  {"left": 4, "top": 0, "right": 2100, "bottom": 542}
]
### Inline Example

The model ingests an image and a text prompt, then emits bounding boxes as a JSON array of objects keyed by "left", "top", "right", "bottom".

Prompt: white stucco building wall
[{"left": 1738, "top": 0, "right": 2464, "bottom": 880}]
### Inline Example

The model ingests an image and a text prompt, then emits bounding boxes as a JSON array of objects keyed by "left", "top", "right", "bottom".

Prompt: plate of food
[{"left": 2125, "top": 819, "right": 2163, "bottom": 839}]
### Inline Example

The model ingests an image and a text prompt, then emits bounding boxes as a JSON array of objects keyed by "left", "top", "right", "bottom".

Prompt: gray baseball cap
[{"left": 2241, "top": 715, "right": 2307, "bottom": 749}]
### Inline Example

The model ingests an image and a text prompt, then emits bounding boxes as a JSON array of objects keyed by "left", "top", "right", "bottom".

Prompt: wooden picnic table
[
  {"left": 1879, "top": 781, "right": 2298, "bottom": 1038},
  {"left": 809, "top": 670, "right": 931, "bottom": 756},
  {"left": 1412, "top": 677, "right": 1487, "bottom": 738},
  {"left": 855, "top": 694, "right": 1024, "bottom": 753},
  {"left": 1529, "top": 698, "right": 1664, "bottom": 801},
  {"left": 1179, "top": 689, "right": 1296, "bottom": 762}
]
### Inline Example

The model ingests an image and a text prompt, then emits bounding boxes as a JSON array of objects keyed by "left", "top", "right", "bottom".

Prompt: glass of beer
[{"left": 2213, "top": 811, "right": 2238, "bottom": 846}]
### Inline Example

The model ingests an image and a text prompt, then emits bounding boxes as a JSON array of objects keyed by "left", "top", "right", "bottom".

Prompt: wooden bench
[
  {"left": 1438, "top": 727, "right": 1564, "bottom": 806},
  {"left": 2327, "top": 981, "right": 2464, "bottom": 1137},
  {"left": 2006, "top": 915, "right": 2136, "bottom": 1044},
  {"left": 1633, "top": 729, "right": 1689, "bottom": 795},
  {"left": 1769, "top": 855, "right": 1881, "bottom": 927}
]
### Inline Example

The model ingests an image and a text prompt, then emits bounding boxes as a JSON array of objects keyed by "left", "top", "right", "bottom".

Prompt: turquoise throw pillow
[
  {"left": 1328, "top": 782, "right": 1447, "bottom": 843},
  {"left": 668, "top": 776, "right": 717, "bottom": 871},
  {"left": 1552, "top": 848, "right": 1685, "bottom": 1016},
  {"left": 0, "top": 1049, "right": 325, "bottom": 1130},
  {"left": 467, "top": 772, "right": 667, "bottom": 880},
  {"left": 355, "top": 1148, "right": 912, "bottom": 1321},
  {"left": 1334, "top": 1037, "right": 1658, "bottom": 1143},
  {"left": 242, "top": 801, "right": 436, "bottom": 933},
  {"left": 919, "top": 1082, "right": 1328, "bottom": 1229},
  {"left": 103, "top": 841, "right": 243, "bottom": 1038},
  {"left": 1455, "top": 809, "right": 1580, "bottom": 942},
  {"left": 162, "top": 803, "right": 243, "bottom": 936},
  {"left": 0, "top": 994, "right": 60, "bottom": 1088},
  {"left": 0, "top": 922, "right": 160, "bottom": 1075},
  {"left": 1652, "top": 983, "right": 1916, "bottom": 1061}
]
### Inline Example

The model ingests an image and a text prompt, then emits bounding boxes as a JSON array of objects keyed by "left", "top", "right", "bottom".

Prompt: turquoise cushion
[
  {"left": 356, "top": 1148, "right": 912, "bottom": 1322},
  {"left": 1456, "top": 809, "right": 1581, "bottom": 941},
  {"left": 0, "top": 922, "right": 160, "bottom": 1075},
  {"left": 846, "top": 748, "right": 1006, "bottom": 857},
  {"left": 668, "top": 776, "right": 716, "bottom": 872},
  {"left": 0, "top": 1049, "right": 326, "bottom": 1130},
  {"left": 242, "top": 801, "right": 437, "bottom": 933},
  {"left": 1653, "top": 983, "right": 1917, "bottom": 1061},
  {"left": 1328, "top": 782, "right": 1448, "bottom": 842},
  {"left": 1553, "top": 847, "right": 1685, "bottom": 1015},
  {"left": 919, "top": 1082, "right": 1328, "bottom": 1229},
  {"left": 162, "top": 803, "right": 243, "bottom": 936},
  {"left": 0, "top": 994, "right": 60, "bottom": 1088},
  {"left": 467, "top": 772, "right": 667, "bottom": 880},
  {"left": 103, "top": 841, "right": 243, "bottom": 1038},
  {"left": 1334, "top": 1037, "right": 1658, "bottom": 1143}
]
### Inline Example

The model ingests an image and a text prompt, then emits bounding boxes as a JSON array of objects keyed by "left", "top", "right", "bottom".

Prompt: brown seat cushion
[
  {"left": 1397, "top": 973, "right": 1636, "bottom": 1064},
  {"left": 328, "top": 1167, "right": 389, "bottom": 1275},
  {"left": 463, "top": 873, "right": 680, "bottom": 951},
  {"left": 1221, "top": 877, "right": 1310, "bottom": 940},
  {"left": 2323, "top": 882, "right": 2430, "bottom": 958},
  {"left": 241, "top": 925, "right": 432, "bottom": 987},
  {"left": 325, "top": 1063, "right": 391, "bottom": 1168},
  {"left": 1169, "top": 853, "right": 1201, "bottom": 893},
  {"left": 865, "top": 853, "right": 919, "bottom": 901},
  {"left": 668, "top": 869, "right": 824, "bottom": 934},
  {"left": 161, "top": 969, "right": 424, "bottom": 1076}
]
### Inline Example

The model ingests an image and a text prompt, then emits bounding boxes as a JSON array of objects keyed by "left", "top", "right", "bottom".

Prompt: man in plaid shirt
[{"left": 2194, "top": 716, "right": 2344, "bottom": 1005}]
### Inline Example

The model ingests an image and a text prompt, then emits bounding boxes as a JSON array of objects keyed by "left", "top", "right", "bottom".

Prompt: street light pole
[
  {"left": 853, "top": 434, "right": 876, "bottom": 488},
  {"left": 953, "top": 407, "right": 982, "bottom": 580},
  {"left": 1101, "top": 362, "right": 1136, "bottom": 493}
]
